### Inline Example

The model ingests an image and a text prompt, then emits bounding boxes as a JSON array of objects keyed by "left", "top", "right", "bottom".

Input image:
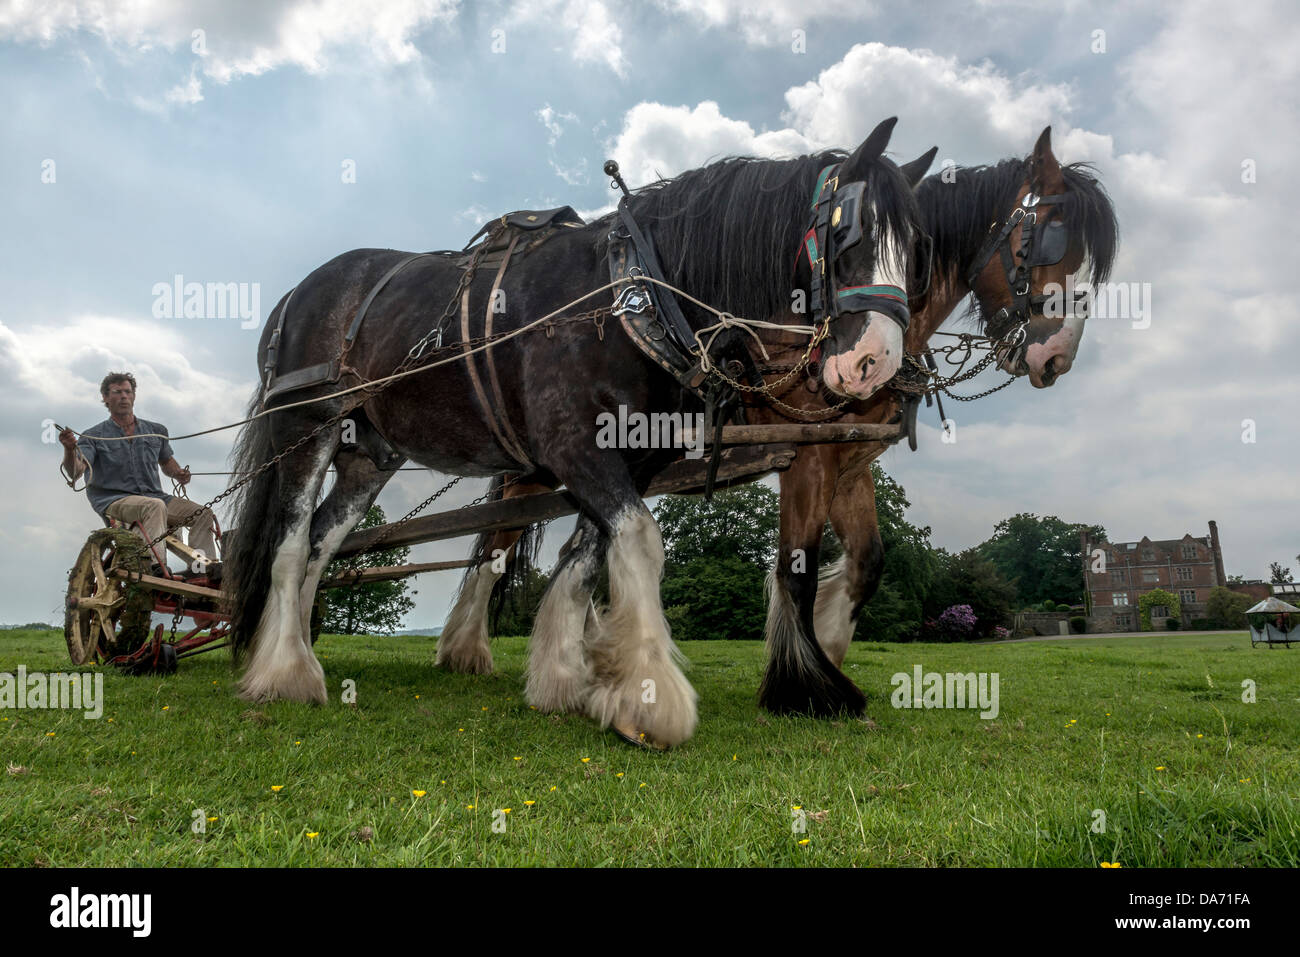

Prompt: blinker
[
  {"left": 830, "top": 181, "right": 866, "bottom": 254},
  {"left": 1027, "top": 218, "right": 1068, "bottom": 267}
]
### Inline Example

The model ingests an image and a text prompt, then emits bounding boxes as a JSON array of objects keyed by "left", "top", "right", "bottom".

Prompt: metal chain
[{"left": 702, "top": 320, "right": 853, "bottom": 421}]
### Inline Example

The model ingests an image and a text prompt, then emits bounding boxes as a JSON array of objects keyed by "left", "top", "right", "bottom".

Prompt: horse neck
[
  {"left": 906, "top": 165, "right": 1016, "bottom": 353},
  {"left": 905, "top": 266, "right": 969, "bottom": 354}
]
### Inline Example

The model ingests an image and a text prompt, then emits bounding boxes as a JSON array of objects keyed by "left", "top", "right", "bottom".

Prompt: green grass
[{"left": 1, "top": 629, "right": 1297, "bottom": 866}]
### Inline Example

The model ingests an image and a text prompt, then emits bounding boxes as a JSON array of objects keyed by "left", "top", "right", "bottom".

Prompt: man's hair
[{"left": 100, "top": 372, "right": 137, "bottom": 397}]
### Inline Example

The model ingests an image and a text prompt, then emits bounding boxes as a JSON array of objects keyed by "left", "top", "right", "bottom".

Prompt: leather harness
[{"left": 259, "top": 163, "right": 918, "bottom": 488}]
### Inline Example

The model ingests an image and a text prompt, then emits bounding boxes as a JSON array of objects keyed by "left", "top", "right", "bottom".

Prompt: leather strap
[
  {"left": 460, "top": 236, "right": 531, "bottom": 470},
  {"left": 482, "top": 233, "right": 531, "bottom": 467}
]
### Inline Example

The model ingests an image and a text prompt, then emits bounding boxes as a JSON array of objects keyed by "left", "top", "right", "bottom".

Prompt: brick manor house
[{"left": 1079, "top": 521, "right": 1228, "bottom": 631}]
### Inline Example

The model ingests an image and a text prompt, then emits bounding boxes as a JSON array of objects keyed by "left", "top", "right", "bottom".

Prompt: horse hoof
[{"left": 611, "top": 723, "right": 667, "bottom": 751}]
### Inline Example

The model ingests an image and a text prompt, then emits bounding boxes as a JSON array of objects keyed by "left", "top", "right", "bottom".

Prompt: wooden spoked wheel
[{"left": 64, "top": 528, "right": 153, "bottom": 664}]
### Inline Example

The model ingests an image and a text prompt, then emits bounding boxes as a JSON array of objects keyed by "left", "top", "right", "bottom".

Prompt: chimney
[{"left": 1208, "top": 520, "right": 1226, "bottom": 585}]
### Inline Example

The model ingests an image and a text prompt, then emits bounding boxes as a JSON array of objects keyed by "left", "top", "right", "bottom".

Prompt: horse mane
[
  {"left": 595, "top": 150, "right": 921, "bottom": 322},
  {"left": 916, "top": 157, "right": 1119, "bottom": 288}
]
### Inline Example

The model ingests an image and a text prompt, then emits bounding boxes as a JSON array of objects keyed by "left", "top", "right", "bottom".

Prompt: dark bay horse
[
  {"left": 756, "top": 127, "right": 1119, "bottom": 715},
  {"left": 225, "top": 117, "right": 931, "bottom": 747}
]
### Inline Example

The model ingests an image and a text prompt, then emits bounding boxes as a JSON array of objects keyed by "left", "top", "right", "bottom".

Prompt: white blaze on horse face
[
  {"left": 1024, "top": 313, "right": 1085, "bottom": 387},
  {"left": 822, "top": 207, "right": 907, "bottom": 399}
]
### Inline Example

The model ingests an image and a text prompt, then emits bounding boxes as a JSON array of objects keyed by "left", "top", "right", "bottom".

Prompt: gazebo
[{"left": 1246, "top": 596, "right": 1299, "bottom": 648}]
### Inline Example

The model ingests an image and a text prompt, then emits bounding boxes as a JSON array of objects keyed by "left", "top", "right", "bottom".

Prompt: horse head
[
  {"left": 965, "top": 127, "right": 1119, "bottom": 388},
  {"left": 802, "top": 117, "right": 933, "bottom": 400}
]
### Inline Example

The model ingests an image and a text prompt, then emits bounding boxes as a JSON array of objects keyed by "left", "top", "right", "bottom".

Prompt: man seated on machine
[{"left": 58, "top": 372, "right": 219, "bottom": 581}]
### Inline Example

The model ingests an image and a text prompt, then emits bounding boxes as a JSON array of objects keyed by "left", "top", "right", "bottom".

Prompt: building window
[
  {"left": 1110, "top": 569, "right": 1125, "bottom": 583},
  {"left": 1142, "top": 569, "right": 1159, "bottom": 583},
  {"left": 1115, "top": 614, "right": 1132, "bottom": 630},
  {"left": 1181, "top": 543, "right": 1197, "bottom": 559},
  {"left": 1150, "top": 605, "right": 1169, "bottom": 618},
  {"left": 1176, "top": 566, "right": 1194, "bottom": 582},
  {"left": 1112, "top": 592, "right": 1129, "bottom": 606},
  {"left": 1179, "top": 589, "right": 1196, "bottom": 604},
  {"left": 1141, "top": 548, "right": 1155, "bottom": 562}
]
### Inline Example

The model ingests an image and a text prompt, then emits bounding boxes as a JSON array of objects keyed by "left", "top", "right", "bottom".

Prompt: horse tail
[
  {"left": 462, "top": 476, "right": 546, "bottom": 634},
  {"left": 758, "top": 566, "right": 867, "bottom": 716},
  {"left": 224, "top": 386, "right": 282, "bottom": 662}
]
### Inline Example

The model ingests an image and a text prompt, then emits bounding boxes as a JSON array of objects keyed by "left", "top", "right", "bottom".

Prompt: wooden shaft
[
  {"left": 319, "top": 559, "right": 474, "bottom": 588},
  {"left": 333, "top": 443, "right": 798, "bottom": 559}
]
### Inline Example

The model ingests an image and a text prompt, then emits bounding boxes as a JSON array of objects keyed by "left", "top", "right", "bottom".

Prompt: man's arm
[
  {"left": 59, "top": 428, "right": 87, "bottom": 480},
  {"left": 160, "top": 457, "right": 191, "bottom": 485}
]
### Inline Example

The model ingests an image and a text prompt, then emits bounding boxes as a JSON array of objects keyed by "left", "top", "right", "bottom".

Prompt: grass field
[{"left": 1, "top": 629, "right": 1297, "bottom": 866}]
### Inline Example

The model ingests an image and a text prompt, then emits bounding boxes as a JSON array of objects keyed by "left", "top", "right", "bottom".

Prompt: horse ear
[
  {"left": 900, "top": 146, "right": 938, "bottom": 188},
  {"left": 1030, "top": 126, "right": 1065, "bottom": 193},
  {"left": 842, "top": 117, "right": 898, "bottom": 176}
]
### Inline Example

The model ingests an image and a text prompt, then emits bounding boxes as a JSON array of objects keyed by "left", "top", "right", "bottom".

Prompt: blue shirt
[{"left": 76, "top": 417, "right": 174, "bottom": 518}]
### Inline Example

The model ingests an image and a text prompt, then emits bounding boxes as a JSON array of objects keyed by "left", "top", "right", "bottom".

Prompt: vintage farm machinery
[{"left": 62, "top": 423, "right": 902, "bottom": 673}]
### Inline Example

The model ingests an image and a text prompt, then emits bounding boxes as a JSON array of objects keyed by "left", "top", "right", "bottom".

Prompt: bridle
[
  {"left": 964, "top": 188, "right": 1079, "bottom": 364},
  {"left": 801, "top": 163, "right": 912, "bottom": 337}
]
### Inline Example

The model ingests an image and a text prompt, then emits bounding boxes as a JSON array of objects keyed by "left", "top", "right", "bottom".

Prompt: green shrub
[
  {"left": 1166, "top": 617, "right": 1181, "bottom": 630},
  {"left": 1069, "top": 616, "right": 1087, "bottom": 633},
  {"left": 1042, "top": 599, "right": 1057, "bottom": 612},
  {"left": 1191, "top": 618, "right": 1213, "bottom": 630},
  {"left": 1205, "top": 587, "right": 1254, "bottom": 630}
]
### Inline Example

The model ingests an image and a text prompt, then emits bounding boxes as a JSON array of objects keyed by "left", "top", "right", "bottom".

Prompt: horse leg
[
  {"left": 759, "top": 445, "right": 867, "bottom": 716},
  {"left": 439, "top": 478, "right": 554, "bottom": 674},
  {"left": 525, "top": 515, "right": 604, "bottom": 713},
  {"left": 585, "top": 498, "right": 697, "bottom": 748},
  {"left": 238, "top": 431, "right": 338, "bottom": 704},
  {"left": 297, "top": 448, "right": 396, "bottom": 643},
  {"left": 818, "top": 464, "right": 885, "bottom": 668}
]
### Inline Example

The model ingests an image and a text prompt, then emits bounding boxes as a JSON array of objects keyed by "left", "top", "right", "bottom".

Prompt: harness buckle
[{"left": 612, "top": 283, "right": 652, "bottom": 316}]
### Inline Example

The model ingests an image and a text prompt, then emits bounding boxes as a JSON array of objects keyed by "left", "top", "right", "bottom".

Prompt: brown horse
[{"left": 756, "top": 127, "right": 1119, "bottom": 715}]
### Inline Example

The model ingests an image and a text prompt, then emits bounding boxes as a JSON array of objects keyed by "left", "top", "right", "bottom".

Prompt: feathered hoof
[
  {"left": 237, "top": 654, "right": 328, "bottom": 705},
  {"left": 435, "top": 641, "right": 494, "bottom": 675},
  {"left": 524, "top": 664, "right": 590, "bottom": 714},
  {"left": 757, "top": 662, "right": 866, "bottom": 718},
  {"left": 610, "top": 722, "right": 668, "bottom": 751},
  {"left": 586, "top": 664, "right": 698, "bottom": 749}
]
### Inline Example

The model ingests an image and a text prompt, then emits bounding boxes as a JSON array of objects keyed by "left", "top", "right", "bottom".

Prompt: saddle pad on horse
[{"left": 261, "top": 206, "right": 587, "bottom": 405}]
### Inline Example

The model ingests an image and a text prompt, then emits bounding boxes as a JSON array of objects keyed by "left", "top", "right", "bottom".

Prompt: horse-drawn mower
[{"left": 61, "top": 425, "right": 901, "bottom": 675}]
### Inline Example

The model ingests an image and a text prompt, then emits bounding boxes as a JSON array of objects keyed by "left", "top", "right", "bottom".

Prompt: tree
[
  {"left": 318, "top": 505, "right": 416, "bottom": 635},
  {"left": 1205, "top": 587, "right": 1254, "bottom": 630},
  {"left": 654, "top": 484, "right": 779, "bottom": 570},
  {"left": 653, "top": 486, "right": 777, "bottom": 640},
  {"left": 1269, "top": 562, "right": 1292, "bottom": 584},
  {"left": 492, "top": 565, "right": 550, "bottom": 637},
  {"left": 978, "top": 514, "right": 1105, "bottom": 607},
  {"left": 924, "top": 548, "right": 1018, "bottom": 639},
  {"left": 661, "top": 555, "right": 767, "bottom": 641}
]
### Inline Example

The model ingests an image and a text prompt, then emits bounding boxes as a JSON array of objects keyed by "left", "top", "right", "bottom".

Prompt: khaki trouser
[{"left": 104, "top": 495, "right": 217, "bottom": 565}]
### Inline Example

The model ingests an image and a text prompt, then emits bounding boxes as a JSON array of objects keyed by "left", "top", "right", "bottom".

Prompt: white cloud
[
  {"left": 780, "top": 42, "right": 1074, "bottom": 158},
  {"left": 506, "top": 0, "right": 627, "bottom": 76},
  {"left": 655, "top": 0, "right": 875, "bottom": 46},
  {"left": 0, "top": 0, "right": 460, "bottom": 86},
  {"left": 607, "top": 99, "right": 818, "bottom": 185}
]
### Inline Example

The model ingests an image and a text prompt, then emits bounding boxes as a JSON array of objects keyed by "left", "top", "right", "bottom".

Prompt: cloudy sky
[{"left": 2, "top": 0, "right": 1296, "bottom": 628}]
